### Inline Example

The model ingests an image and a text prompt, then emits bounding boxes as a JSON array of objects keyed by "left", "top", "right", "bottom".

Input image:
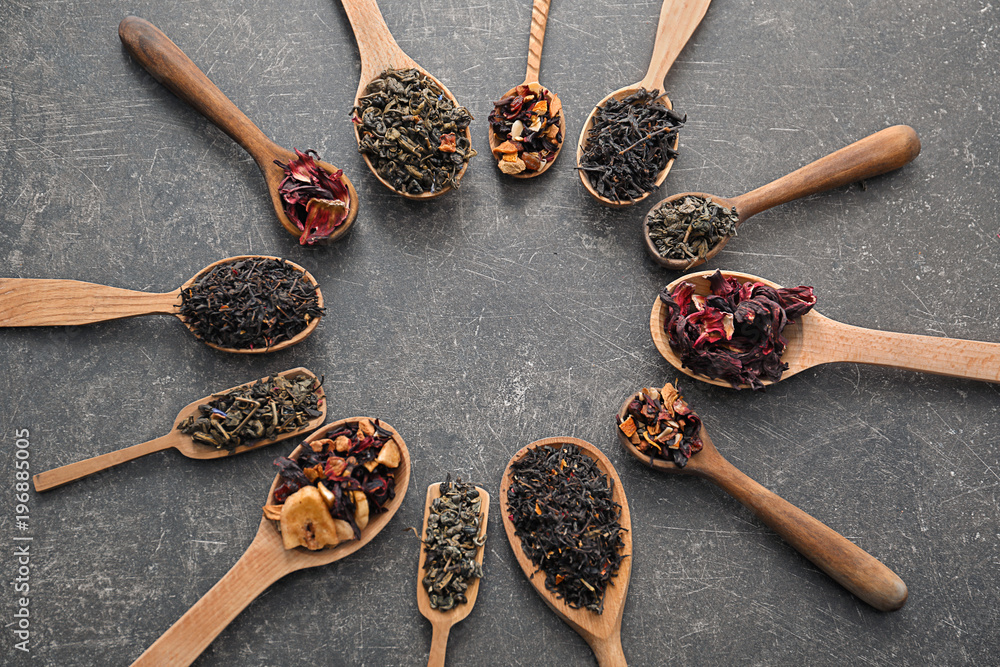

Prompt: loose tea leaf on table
[
  {"left": 617, "top": 381, "right": 703, "bottom": 467},
  {"left": 647, "top": 195, "right": 739, "bottom": 263}
]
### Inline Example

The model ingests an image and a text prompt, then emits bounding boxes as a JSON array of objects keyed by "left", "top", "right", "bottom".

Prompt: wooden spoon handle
[
  {"left": 524, "top": 0, "right": 552, "bottom": 84},
  {"left": 427, "top": 622, "right": 451, "bottom": 667},
  {"left": 118, "top": 16, "right": 279, "bottom": 163},
  {"left": 33, "top": 434, "right": 177, "bottom": 492},
  {"left": 732, "top": 125, "right": 921, "bottom": 220},
  {"left": 640, "top": 0, "right": 713, "bottom": 91},
  {"left": 705, "top": 456, "right": 907, "bottom": 611},
  {"left": 339, "top": 0, "right": 411, "bottom": 91},
  {"left": 587, "top": 628, "right": 627, "bottom": 667},
  {"left": 0, "top": 279, "right": 178, "bottom": 327}
]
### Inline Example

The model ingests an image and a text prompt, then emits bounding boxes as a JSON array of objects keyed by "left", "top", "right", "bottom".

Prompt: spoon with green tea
[
  {"left": 128, "top": 417, "right": 410, "bottom": 666},
  {"left": 651, "top": 270, "right": 1000, "bottom": 388},
  {"left": 33, "top": 368, "right": 325, "bottom": 492},
  {"left": 617, "top": 383, "right": 907, "bottom": 611},
  {"left": 0, "top": 255, "right": 323, "bottom": 353},
  {"left": 118, "top": 16, "right": 357, "bottom": 245},
  {"left": 644, "top": 125, "right": 921, "bottom": 270}
]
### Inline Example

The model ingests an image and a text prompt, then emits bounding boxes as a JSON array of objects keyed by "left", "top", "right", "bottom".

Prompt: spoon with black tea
[
  {"left": 128, "top": 417, "right": 410, "bottom": 666},
  {"left": 644, "top": 125, "right": 921, "bottom": 269},
  {"left": 33, "top": 368, "right": 326, "bottom": 492},
  {"left": 0, "top": 255, "right": 323, "bottom": 353},
  {"left": 651, "top": 270, "right": 1000, "bottom": 388},
  {"left": 118, "top": 16, "right": 357, "bottom": 245},
  {"left": 617, "top": 384, "right": 907, "bottom": 611}
]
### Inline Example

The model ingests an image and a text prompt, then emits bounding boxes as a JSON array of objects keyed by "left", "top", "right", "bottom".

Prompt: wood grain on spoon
[
  {"left": 32, "top": 368, "right": 326, "bottom": 492},
  {"left": 500, "top": 437, "right": 631, "bottom": 667},
  {"left": 651, "top": 270, "right": 1000, "bottom": 387},
  {"left": 128, "top": 417, "right": 410, "bottom": 667},
  {"left": 645, "top": 125, "right": 921, "bottom": 269},
  {"left": 0, "top": 255, "right": 323, "bottom": 354},
  {"left": 617, "top": 390, "right": 907, "bottom": 611},
  {"left": 118, "top": 16, "right": 357, "bottom": 244},
  {"left": 576, "top": 0, "right": 712, "bottom": 207},
  {"left": 417, "top": 483, "right": 490, "bottom": 667}
]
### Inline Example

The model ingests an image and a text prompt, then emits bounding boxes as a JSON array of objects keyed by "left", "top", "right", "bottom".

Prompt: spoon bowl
[
  {"left": 644, "top": 125, "right": 921, "bottom": 269},
  {"left": 118, "top": 16, "right": 357, "bottom": 245},
  {"left": 616, "top": 387, "right": 908, "bottom": 611},
  {"left": 0, "top": 255, "right": 323, "bottom": 353},
  {"left": 128, "top": 417, "right": 410, "bottom": 666},
  {"left": 651, "top": 270, "right": 1000, "bottom": 387},
  {"left": 500, "top": 437, "right": 631, "bottom": 666}
]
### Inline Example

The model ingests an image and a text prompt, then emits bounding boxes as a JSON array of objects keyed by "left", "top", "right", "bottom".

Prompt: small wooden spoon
[
  {"left": 576, "top": 0, "right": 712, "bottom": 207},
  {"left": 128, "top": 417, "right": 411, "bottom": 667},
  {"left": 651, "top": 270, "right": 1000, "bottom": 388},
  {"left": 500, "top": 437, "right": 632, "bottom": 667},
  {"left": 340, "top": 0, "right": 472, "bottom": 199},
  {"left": 0, "top": 255, "right": 322, "bottom": 353},
  {"left": 32, "top": 368, "right": 326, "bottom": 492},
  {"left": 118, "top": 16, "right": 358, "bottom": 245},
  {"left": 486, "top": 0, "right": 566, "bottom": 178},
  {"left": 645, "top": 125, "right": 921, "bottom": 269},
  {"left": 417, "top": 482, "right": 490, "bottom": 667},
  {"left": 617, "top": 389, "right": 907, "bottom": 611}
]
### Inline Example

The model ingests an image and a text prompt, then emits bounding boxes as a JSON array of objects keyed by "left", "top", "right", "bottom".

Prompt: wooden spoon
[
  {"left": 651, "top": 270, "right": 1000, "bottom": 388},
  {"left": 500, "top": 437, "right": 631, "bottom": 667},
  {"left": 486, "top": 0, "right": 566, "bottom": 178},
  {"left": 417, "top": 482, "right": 490, "bottom": 667},
  {"left": 0, "top": 255, "right": 323, "bottom": 353},
  {"left": 645, "top": 125, "right": 921, "bottom": 269},
  {"left": 128, "top": 417, "right": 411, "bottom": 666},
  {"left": 32, "top": 368, "right": 326, "bottom": 492},
  {"left": 617, "top": 388, "right": 907, "bottom": 611},
  {"left": 576, "top": 0, "right": 712, "bottom": 207},
  {"left": 340, "top": 0, "right": 472, "bottom": 199},
  {"left": 118, "top": 16, "right": 358, "bottom": 245}
]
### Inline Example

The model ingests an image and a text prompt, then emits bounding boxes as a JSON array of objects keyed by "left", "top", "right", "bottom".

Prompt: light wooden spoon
[
  {"left": 118, "top": 16, "right": 358, "bottom": 245},
  {"left": 617, "top": 388, "right": 907, "bottom": 611},
  {"left": 500, "top": 437, "right": 632, "bottom": 667},
  {"left": 417, "top": 482, "right": 490, "bottom": 667},
  {"left": 645, "top": 125, "right": 921, "bottom": 269},
  {"left": 651, "top": 270, "right": 1000, "bottom": 388},
  {"left": 576, "top": 0, "right": 712, "bottom": 207},
  {"left": 0, "top": 255, "right": 323, "bottom": 353},
  {"left": 32, "top": 368, "right": 326, "bottom": 492},
  {"left": 486, "top": 0, "right": 566, "bottom": 178},
  {"left": 128, "top": 417, "right": 411, "bottom": 667},
  {"left": 340, "top": 0, "right": 472, "bottom": 199}
]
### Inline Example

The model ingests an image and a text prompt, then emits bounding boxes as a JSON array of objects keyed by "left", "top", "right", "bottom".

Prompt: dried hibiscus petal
[{"left": 274, "top": 149, "right": 351, "bottom": 246}]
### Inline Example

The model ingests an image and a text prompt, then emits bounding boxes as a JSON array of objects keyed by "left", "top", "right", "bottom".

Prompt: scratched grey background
[{"left": 1, "top": 0, "right": 998, "bottom": 664}]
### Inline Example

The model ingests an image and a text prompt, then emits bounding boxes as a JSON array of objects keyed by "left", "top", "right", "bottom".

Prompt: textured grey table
[{"left": 2, "top": 0, "right": 998, "bottom": 665}]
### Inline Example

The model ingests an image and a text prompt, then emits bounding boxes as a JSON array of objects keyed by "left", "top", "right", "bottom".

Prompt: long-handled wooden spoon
[
  {"left": 577, "top": 0, "right": 712, "bottom": 207},
  {"left": 486, "top": 0, "right": 566, "bottom": 178},
  {"left": 118, "top": 16, "right": 357, "bottom": 245},
  {"left": 617, "top": 387, "right": 907, "bottom": 611},
  {"left": 644, "top": 125, "right": 921, "bottom": 269},
  {"left": 0, "top": 255, "right": 323, "bottom": 353},
  {"left": 651, "top": 270, "right": 1000, "bottom": 388},
  {"left": 128, "top": 417, "right": 410, "bottom": 666},
  {"left": 417, "top": 482, "right": 490, "bottom": 667},
  {"left": 500, "top": 437, "right": 631, "bottom": 667},
  {"left": 33, "top": 368, "right": 325, "bottom": 492},
  {"left": 339, "top": 0, "right": 473, "bottom": 199}
]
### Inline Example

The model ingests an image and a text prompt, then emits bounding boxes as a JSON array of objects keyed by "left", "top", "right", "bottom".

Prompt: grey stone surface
[{"left": 1, "top": 0, "right": 998, "bottom": 664}]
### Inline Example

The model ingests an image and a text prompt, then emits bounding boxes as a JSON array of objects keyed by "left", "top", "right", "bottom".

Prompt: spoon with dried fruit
[
  {"left": 33, "top": 368, "right": 325, "bottom": 492},
  {"left": 0, "top": 255, "right": 323, "bottom": 354},
  {"left": 652, "top": 270, "right": 1000, "bottom": 389},
  {"left": 617, "top": 382, "right": 908, "bottom": 611},
  {"left": 644, "top": 125, "right": 921, "bottom": 269},
  {"left": 417, "top": 480, "right": 490, "bottom": 667},
  {"left": 486, "top": 0, "right": 565, "bottom": 177},
  {"left": 340, "top": 0, "right": 476, "bottom": 198},
  {"left": 128, "top": 416, "right": 410, "bottom": 667},
  {"left": 576, "top": 0, "right": 712, "bottom": 206},
  {"left": 118, "top": 16, "right": 357, "bottom": 245},
  {"left": 500, "top": 437, "right": 631, "bottom": 667}
]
